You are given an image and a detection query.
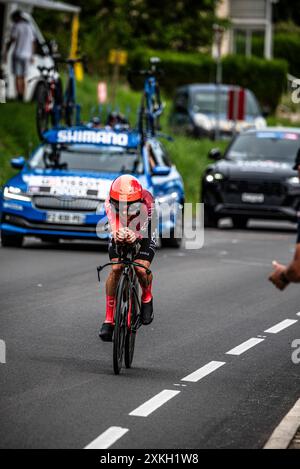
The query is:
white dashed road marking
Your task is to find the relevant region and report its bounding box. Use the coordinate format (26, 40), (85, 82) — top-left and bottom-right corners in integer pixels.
(226, 338), (265, 356)
(129, 390), (180, 417)
(181, 361), (226, 383)
(264, 319), (298, 334)
(85, 426), (129, 449)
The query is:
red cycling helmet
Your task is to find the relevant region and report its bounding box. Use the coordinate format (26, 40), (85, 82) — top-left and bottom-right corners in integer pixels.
(109, 175), (143, 203)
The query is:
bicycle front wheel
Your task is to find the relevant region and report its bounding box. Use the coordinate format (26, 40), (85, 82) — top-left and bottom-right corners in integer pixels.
(113, 275), (129, 375)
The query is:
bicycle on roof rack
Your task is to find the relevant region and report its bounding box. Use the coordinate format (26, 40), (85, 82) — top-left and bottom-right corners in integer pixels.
(97, 241), (151, 375)
(138, 57), (164, 141)
(34, 56), (87, 140)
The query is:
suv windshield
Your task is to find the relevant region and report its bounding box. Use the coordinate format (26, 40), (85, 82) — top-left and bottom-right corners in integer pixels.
(227, 133), (300, 163)
(29, 145), (143, 173)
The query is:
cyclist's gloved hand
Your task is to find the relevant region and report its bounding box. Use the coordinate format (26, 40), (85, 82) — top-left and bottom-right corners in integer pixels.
(125, 228), (137, 244)
(115, 228), (127, 243)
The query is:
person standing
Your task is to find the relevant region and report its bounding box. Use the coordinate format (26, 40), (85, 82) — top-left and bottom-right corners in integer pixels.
(4, 10), (35, 101)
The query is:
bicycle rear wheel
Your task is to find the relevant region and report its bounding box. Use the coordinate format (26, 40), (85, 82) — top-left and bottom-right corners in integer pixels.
(124, 279), (139, 368)
(113, 275), (129, 375)
(36, 82), (52, 140)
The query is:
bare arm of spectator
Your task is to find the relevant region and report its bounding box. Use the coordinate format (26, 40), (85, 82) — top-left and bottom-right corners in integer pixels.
(4, 37), (15, 62)
(269, 244), (300, 290)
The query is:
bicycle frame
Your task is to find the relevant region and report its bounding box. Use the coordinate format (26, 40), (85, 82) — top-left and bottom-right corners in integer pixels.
(138, 62), (163, 141)
(97, 247), (152, 331)
(64, 61), (81, 126)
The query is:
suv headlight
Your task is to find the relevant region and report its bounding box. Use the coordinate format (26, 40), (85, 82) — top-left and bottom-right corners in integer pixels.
(193, 113), (213, 131)
(4, 186), (31, 202)
(205, 172), (224, 182)
(287, 176), (300, 186)
(157, 192), (179, 205)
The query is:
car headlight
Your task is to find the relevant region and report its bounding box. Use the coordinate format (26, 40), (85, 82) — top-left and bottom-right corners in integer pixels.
(254, 117), (267, 130)
(205, 172), (224, 182)
(157, 192), (179, 205)
(287, 176), (300, 186)
(3, 186), (31, 202)
(193, 113), (213, 131)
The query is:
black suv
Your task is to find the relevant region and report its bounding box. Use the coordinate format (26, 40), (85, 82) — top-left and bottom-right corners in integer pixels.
(202, 128), (300, 228)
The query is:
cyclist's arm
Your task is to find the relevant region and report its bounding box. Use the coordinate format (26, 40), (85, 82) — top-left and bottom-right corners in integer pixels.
(105, 198), (125, 241)
(139, 191), (157, 238)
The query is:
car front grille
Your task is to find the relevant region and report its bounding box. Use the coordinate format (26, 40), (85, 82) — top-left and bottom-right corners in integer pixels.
(33, 196), (103, 212)
(224, 180), (284, 197)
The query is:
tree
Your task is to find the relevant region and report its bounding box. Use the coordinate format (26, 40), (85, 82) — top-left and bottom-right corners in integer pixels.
(34, 0), (220, 68)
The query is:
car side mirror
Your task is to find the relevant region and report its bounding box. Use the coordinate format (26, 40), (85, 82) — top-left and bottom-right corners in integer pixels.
(208, 148), (222, 161)
(11, 156), (25, 170)
(152, 166), (171, 176)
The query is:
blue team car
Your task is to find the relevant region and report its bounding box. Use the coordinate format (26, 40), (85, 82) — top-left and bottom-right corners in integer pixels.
(0, 127), (185, 248)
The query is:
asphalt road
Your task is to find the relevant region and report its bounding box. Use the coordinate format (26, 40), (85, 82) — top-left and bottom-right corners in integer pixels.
(1, 221), (300, 449)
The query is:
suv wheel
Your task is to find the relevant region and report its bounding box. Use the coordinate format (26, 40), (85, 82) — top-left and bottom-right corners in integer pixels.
(1, 232), (23, 248)
(204, 207), (218, 228)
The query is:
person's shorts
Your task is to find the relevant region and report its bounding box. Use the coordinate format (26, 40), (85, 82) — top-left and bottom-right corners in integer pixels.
(12, 56), (29, 77)
(109, 235), (157, 263)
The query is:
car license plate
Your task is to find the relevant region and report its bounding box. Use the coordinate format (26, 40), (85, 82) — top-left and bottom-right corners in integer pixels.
(46, 212), (85, 225)
(241, 193), (264, 204)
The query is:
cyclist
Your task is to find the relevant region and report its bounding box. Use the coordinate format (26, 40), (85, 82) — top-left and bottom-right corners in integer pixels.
(99, 175), (157, 342)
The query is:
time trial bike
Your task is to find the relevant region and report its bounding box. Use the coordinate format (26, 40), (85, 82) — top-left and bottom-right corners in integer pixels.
(97, 242), (151, 375)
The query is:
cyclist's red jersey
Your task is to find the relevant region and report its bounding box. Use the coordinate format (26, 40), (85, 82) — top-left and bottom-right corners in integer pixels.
(105, 189), (155, 240)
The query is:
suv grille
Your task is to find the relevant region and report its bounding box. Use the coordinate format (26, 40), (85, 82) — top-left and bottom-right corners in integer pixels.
(225, 180), (284, 197)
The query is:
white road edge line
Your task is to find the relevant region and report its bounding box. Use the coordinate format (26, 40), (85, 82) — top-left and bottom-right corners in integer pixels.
(129, 389), (180, 417)
(84, 426), (129, 449)
(264, 319), (298, 334)
(264, 398), (300, 449)
(181, 361), (226, 383)
(226, 337), (265, 356)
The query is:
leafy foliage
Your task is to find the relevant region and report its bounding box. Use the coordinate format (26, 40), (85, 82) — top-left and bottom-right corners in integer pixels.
(129, 49), (288, 112)
(34, 0), (219, 70)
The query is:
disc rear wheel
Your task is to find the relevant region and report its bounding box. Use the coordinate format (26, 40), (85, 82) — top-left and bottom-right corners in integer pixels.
(125, 282), (139, 368)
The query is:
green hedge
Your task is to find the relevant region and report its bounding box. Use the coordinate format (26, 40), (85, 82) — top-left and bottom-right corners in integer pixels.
(251, 33), (300, 77)
(129, 49), (288, 112)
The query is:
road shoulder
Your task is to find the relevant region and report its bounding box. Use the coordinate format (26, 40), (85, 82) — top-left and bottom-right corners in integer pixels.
(264, 398), (300, 449)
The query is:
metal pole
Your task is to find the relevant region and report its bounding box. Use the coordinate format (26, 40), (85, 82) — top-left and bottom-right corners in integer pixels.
(264, 0), (273, 59)
(213, 25), (224, 141)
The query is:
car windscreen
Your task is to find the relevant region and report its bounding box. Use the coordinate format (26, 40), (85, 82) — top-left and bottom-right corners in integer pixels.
(226, 133), (300, 163)
(192, 91), (228, 114)
(29, 145), (143, 174)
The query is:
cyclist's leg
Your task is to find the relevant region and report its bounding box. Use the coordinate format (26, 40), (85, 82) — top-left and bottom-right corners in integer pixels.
(105, 261), (123, 323)
(134, 236), (156, 324)
(99, 238), (123, 341)
(134, 259), (152, 302)
(105, 237), (123, 323)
